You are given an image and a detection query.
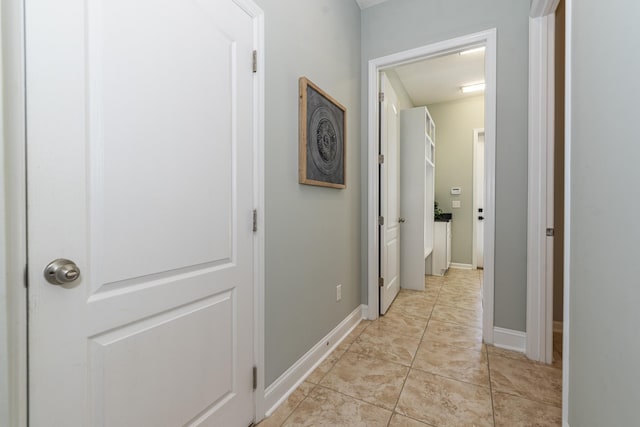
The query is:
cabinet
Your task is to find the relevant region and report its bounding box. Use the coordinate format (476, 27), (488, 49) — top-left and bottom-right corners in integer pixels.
(400, 106), (436, 290)
(432, 220), (452, 276)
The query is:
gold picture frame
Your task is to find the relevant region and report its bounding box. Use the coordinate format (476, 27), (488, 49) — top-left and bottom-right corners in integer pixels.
(298, 77), (347, 189)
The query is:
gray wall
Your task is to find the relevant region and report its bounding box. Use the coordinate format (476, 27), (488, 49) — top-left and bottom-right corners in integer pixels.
(0, 64), (8, 426)
(428, 96), (484, 265)
(362, 0), (530, 331)
(568, 0), (640, 424)
(253, 0), (362, 387)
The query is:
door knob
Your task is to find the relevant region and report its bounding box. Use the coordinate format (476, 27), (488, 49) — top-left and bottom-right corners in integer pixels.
(478, 216), (485, 220)
(44, 259), (81, 285)
(399, 217), (406, 223)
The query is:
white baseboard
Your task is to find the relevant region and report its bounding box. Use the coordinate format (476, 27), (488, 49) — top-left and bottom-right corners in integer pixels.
(553, 321), (563, 333)
(450, 263), (473, 270)
(493, 327), (527, 353)
(263, 304), (365, 417)
(361, 305), (369, 319)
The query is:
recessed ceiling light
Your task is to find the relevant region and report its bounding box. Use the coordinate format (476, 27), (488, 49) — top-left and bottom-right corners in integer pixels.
(459, 46), (486, 56)
(461, 83), (485, 93)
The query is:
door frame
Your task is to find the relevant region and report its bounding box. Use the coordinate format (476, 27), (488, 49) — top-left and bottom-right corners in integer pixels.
(366, 29), (498, 346)
(526, 0), (560, 364)
(1, 0), (29, 425)
(472, 128), (485, 270)
(1, 0), (266, 424)
(527, 0), (571, 423)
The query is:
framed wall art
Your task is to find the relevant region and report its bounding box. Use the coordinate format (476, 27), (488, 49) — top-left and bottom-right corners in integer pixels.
(299, 77), (346, 189)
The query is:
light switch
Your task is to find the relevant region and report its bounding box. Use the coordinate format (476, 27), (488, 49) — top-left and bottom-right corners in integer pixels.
(452, 200), (461, 208)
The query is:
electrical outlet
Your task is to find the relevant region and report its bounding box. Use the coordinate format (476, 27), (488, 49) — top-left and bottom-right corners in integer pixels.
(336, 284), (342, 301)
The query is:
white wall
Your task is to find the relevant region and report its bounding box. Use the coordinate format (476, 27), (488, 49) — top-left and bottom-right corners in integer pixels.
(253, 0), (363, 387)
(568, 0), (640, 424)
(384, 69), (414, 110)
(362, 0), (530, 331)
(428, 96), (484, 265)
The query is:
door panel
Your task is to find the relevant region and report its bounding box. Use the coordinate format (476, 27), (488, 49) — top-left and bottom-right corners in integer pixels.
(380, 72), (401, 315)
(26, 0), (256, 425)
(90, 294), (234, 426)
(95, 0), (237, 286)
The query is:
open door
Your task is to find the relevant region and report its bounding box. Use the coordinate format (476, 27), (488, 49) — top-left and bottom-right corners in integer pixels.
(379, 72), (401, 314)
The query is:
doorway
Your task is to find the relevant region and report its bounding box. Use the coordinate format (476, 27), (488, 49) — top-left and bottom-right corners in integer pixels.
(379, 72), (402, 315)
(367, 29), (498, 344)
(473, 129), (485, 270)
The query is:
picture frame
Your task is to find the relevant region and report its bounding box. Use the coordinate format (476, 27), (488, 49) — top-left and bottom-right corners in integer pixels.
(299, 77), (347, 189)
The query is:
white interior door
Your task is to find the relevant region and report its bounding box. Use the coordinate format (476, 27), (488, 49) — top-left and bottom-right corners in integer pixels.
(26, 0), (257, 425)
(379, 72), (401, 314)
(473, 130), (485, 269)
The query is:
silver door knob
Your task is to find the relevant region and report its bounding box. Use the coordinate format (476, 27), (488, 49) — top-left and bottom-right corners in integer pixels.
(44, 259), (81, 285)
(399, 217), (406, 223)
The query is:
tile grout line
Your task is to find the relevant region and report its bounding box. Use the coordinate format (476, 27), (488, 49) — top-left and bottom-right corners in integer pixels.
(409, 364), (492, 390)
(385, 283), (437, 425)
(311, 384), (398, 421)
(386, 280), (442, 425)
(486, 343), (497, 426)
(272, 322), (373, 426)
(275, 382), (317, 427)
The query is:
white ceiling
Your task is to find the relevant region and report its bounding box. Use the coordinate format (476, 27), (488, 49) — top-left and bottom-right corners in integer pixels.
(392, 49), (485, 106)
(355, 0), (390, 9)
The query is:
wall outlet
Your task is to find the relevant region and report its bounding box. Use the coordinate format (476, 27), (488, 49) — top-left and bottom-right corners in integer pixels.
(336, 284), (342, 301)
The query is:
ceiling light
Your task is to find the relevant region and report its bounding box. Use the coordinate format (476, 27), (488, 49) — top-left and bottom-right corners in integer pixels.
(459, 46), (486, 56)
(461, 83), (485, 93)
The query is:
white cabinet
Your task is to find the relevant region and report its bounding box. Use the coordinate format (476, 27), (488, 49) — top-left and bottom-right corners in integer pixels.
(432, 220), (452, 276)
(400, 106), (436, 290)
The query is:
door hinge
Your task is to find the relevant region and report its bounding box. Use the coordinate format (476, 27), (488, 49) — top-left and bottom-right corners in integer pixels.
(252, 209), (258, 232)
(24, 264), (29, 288)
(252, 50), (257, 73)
(252, 366), (258, 390)
(546, 227), (554, 237)
(379, 277), (384, 288)
(379, 92), (385, 102)
(378, 154), (384, 164)
(378, 216), (384, 226)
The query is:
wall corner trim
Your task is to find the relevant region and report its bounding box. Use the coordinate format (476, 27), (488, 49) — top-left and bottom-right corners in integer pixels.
(262, 305), (365, 420)
(493, 327), (527, 353)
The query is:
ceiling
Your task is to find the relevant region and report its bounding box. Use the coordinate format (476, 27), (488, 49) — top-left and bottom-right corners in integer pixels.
(355, 0), (485, 105)
(355, 0), (389, 9)
(392, 48), (485, 106)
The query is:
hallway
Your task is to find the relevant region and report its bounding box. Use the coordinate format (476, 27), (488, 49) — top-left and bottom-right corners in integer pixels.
(259, 269), (562, 426)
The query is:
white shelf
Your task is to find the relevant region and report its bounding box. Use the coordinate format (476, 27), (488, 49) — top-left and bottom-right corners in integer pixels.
(400, 106), (436, 289)
(424, 246), (433, 259)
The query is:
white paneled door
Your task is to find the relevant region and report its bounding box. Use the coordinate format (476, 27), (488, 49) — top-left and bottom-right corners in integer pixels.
(26, 0), (258, 425)
(379, 73), (401, 314)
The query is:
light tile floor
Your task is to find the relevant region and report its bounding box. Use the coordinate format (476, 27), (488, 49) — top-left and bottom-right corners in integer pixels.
(259, 269), (562, 427)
